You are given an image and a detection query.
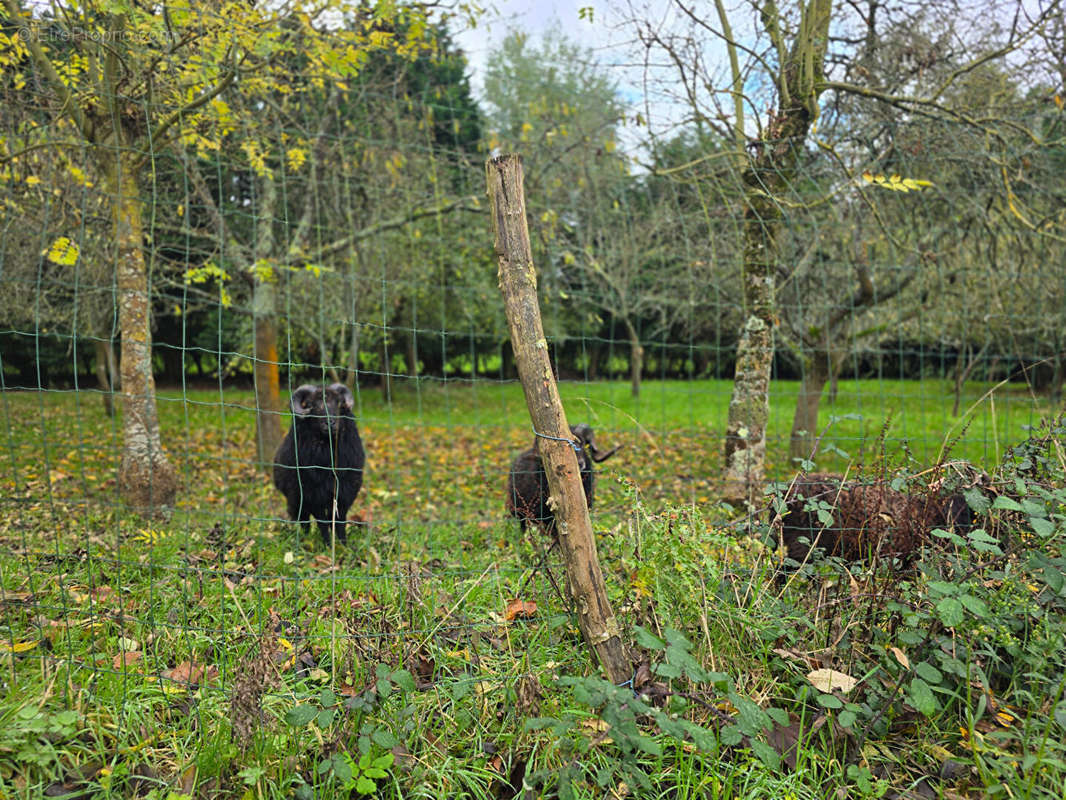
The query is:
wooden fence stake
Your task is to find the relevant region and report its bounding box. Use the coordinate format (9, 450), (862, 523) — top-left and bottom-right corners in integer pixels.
(486, 154), (631, 685)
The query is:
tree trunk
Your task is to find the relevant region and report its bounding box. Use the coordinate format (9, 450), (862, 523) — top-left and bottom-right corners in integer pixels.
(487, 154), (630, 685)
(722, 0), (832, 503)
(827, 350), (842, 405)
(953, 342), (989, 416)
(249, 176), (284, 471)
(253, 279), (283, 470)
(346, 324), (360, 390)
(586, 340), (601, 380)
(624, 320), (643, 398)
(406, 317), (419, 379)
(107, 151), (177, 511)
(500, 340), (514, 380)
(789, 352), (830, 463)
(1051, 352), (1065, 407)
(94, 337), (117, 417)
(344, 259), (360, 389)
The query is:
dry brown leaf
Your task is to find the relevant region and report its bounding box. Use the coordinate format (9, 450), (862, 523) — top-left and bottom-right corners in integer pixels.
(890, 646), (910, 669)
(504, 598), (537, 621)
(806, 668), (858, 694)
(113, 651), (142, 669)
(162, 661), (219, 687)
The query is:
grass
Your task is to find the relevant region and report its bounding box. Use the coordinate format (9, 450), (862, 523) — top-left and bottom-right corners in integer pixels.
(0, 377), (1063, 798)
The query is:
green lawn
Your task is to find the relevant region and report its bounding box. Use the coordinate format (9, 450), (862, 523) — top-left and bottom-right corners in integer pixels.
(0, 379), (1063, 799)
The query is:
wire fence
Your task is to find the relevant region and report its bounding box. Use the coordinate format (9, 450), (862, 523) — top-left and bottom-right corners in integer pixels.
(1, 4), (1065, 795)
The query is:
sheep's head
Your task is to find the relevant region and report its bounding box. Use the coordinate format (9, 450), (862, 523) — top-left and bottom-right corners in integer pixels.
(290, 384), (355, 437)
(941, 493), (974, 532)
(570, 424), (621, 465)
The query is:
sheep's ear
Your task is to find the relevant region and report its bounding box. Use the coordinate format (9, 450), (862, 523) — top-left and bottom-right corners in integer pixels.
(329, 383), (354, 412)
(291, 385), (317, 416)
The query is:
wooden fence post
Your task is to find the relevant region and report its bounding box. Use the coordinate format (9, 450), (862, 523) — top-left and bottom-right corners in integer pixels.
(486, 154), (631, 685)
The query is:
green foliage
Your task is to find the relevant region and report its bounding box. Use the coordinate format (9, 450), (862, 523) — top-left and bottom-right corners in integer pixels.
(0, 392), (1064, 798)
(282, 664), (411, 793)
(0, 706), (79, 768)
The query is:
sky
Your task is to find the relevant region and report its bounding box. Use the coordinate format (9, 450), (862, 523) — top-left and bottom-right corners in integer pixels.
(451, 0), (696, 159)
(453, 0), (625, 96)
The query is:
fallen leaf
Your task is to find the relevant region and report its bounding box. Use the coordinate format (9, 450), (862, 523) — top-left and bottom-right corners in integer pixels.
(806, 668), (858, 694)
(0, 592), (34, 605)
(161, 661), (218, 687)
(114, 651), (142, 669)
(505, 598), (537, 621)
(890, 647), (910, 669)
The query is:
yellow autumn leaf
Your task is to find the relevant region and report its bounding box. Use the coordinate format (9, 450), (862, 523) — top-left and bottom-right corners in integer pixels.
(46, 237), (80, 266)
(286, 148), (308, 171)
(862, 171), (933, 192)
(0, 639), (39, 654)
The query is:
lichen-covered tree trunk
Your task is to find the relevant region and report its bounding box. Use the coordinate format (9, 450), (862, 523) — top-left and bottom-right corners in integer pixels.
(789, 351), (830, 462)
(253, 279), (283, 469)
(107, 152), (177, 510)
(722, 0), (832, 502)
(723, 187), (781, 500)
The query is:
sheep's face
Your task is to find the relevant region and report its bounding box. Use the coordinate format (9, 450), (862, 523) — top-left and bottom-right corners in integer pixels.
(290, 383), (355, 437)
(570, 423), (621, 466)
(942, 494), (974, 531)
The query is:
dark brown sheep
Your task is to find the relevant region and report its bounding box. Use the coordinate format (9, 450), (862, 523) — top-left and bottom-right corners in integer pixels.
(273, 384), (365, 546)
(778, 473), (973, 568)
(505, 423), (620, 536)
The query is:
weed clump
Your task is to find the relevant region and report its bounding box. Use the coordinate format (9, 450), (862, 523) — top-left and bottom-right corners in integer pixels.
(229, 614), (281, 749)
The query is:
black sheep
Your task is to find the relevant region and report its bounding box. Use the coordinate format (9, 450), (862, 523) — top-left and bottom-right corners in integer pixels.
(273, 383), (365, 546)
(506, 423), (620, 536)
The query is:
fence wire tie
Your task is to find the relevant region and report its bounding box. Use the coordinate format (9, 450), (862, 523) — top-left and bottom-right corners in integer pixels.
(533, 428), (582, 453)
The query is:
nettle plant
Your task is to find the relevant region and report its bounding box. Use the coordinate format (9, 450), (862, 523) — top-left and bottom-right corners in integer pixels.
(526, 627), (786, 797)
(284, 664), (414, 797)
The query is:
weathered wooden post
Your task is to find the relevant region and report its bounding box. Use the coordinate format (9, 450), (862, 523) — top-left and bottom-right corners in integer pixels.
(486, 154), (630, 684)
